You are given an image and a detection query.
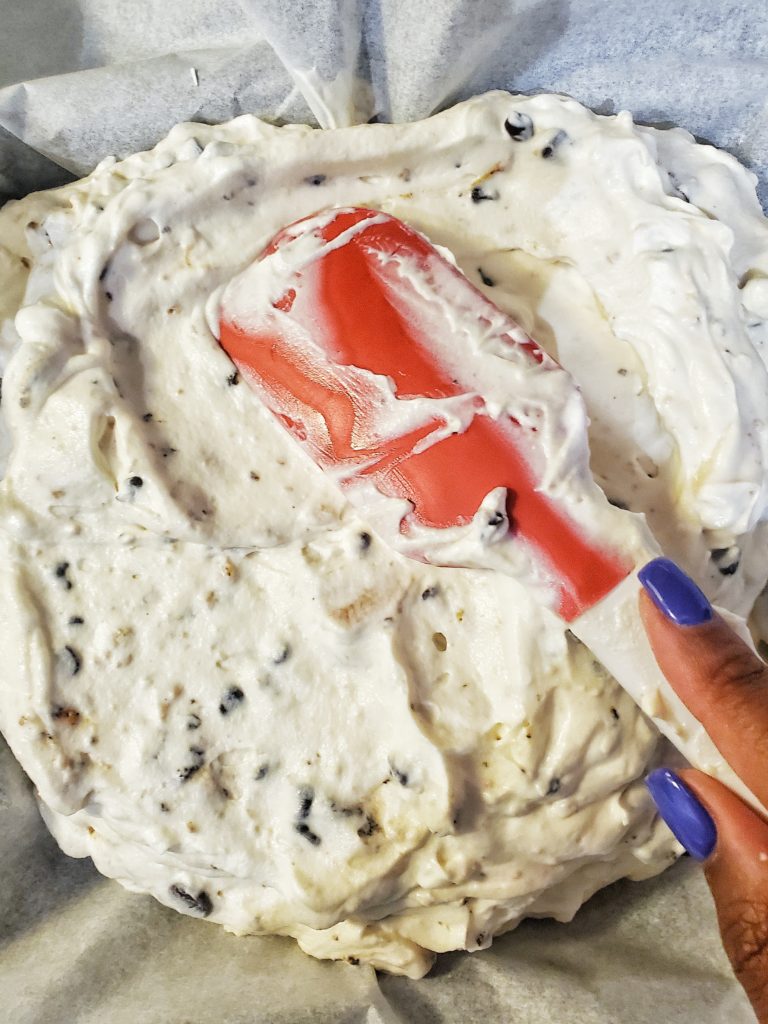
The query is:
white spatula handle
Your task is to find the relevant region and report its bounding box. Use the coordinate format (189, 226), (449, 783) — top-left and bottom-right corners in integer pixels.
(572, 571), (767, 817)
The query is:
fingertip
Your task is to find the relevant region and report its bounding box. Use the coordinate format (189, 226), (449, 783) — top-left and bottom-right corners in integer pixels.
(638, 558), (713, 626)
(645, 767), (717, 861)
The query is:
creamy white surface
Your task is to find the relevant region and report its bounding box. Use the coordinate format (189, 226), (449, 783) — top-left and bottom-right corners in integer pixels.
(0, 91), (767, 977)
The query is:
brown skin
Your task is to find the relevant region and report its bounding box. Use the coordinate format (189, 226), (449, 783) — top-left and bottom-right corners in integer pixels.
(640, 591), (768, 1022)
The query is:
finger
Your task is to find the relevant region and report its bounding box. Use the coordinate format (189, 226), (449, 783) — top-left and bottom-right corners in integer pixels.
(638, 558), (768, 810)
(648, 766), (768, 1021)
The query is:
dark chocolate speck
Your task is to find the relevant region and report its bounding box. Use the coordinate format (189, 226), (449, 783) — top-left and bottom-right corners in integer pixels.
(62, 646), (81, 676)
(357, 815), (379, 839)
(542, 130), (569, 159)
(471, 186), (497, 203)
(546, 777), (561, 796)
(226, 370), (240, 386)
(169, 884), (213, 917)
(55, 562), (72, 590)
(298, 787), (314, 819)
(273, 645), (291, 665)
(478, 267), (495, 287)
(711, 546), (740, 576)
(219, 687), (245, 715)
(178, 747), (205, 781)
(305, 174), (327, 186)
(504, 112), (534, 141)
(295, 822), (321, 845)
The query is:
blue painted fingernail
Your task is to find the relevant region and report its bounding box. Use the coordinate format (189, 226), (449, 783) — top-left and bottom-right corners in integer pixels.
(638, 557), (713, 626)
(646, 768), (717, 861)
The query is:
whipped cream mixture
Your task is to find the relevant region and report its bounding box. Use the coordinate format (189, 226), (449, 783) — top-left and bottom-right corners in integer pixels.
(1, 92), (768, 977)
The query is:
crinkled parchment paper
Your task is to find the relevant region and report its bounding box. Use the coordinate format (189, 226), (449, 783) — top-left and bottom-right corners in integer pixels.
(0, 1), (765, 1020)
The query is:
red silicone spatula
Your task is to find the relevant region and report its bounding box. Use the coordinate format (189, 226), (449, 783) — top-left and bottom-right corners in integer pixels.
(218, 205), (762, 812)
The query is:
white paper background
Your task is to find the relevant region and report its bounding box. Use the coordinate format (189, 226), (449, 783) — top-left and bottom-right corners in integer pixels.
(0, 1), (765, 1020)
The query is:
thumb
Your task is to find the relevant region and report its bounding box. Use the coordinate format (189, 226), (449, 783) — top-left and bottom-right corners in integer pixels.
(647, 768), (768, 1022)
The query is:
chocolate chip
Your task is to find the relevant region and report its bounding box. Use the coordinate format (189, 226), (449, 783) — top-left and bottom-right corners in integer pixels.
(219, 687), (245, 714)
(226, 370), (240, 386)
(169, 884), (213, 917)
(711, 546), (740, 576)
(541, 130), (569, 159)
(273, 645), (291, 665)
(357, 815), (379, 838)
(504, 112), (534, 141)
(421, 586), (439, 600)
(546, 777), (561, 796)
(305, 174), (326, 186)
(186, 713), (201, 731)
(68, 616), (84, 626)
(478, 267), (495, 287)
(55, 562), (72, 590)
(142, 412), (153, 422)
(295, 822), (321, 845)
(359, 532), (372, 552)
(298, 787), (314, 819)
(255, 763), (270, 781)
(610, 707), (620, 721)
(178, 747), (205, 781)
(62, 646), (81, 676)
(471, 186), (497, 203)
(390, 766), (409, 786)
(487, 511), (506, 527)
(129, 475), (143, 488)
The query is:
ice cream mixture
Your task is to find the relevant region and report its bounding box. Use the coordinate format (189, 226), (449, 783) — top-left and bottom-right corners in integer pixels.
(0, 91), (767, 977)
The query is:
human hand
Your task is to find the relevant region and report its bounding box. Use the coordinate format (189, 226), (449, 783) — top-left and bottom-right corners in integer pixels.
(639, 557), (768, 1022)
